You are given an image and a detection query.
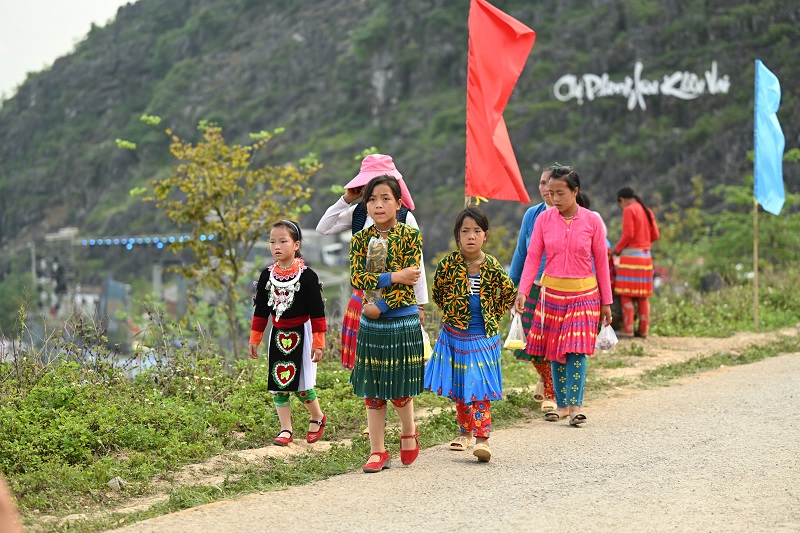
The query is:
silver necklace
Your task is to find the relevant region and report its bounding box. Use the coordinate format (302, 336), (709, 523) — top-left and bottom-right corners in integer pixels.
(464, 252), (484, 266)
(275, 259), (297, 270)
(267, 262), (306, 320)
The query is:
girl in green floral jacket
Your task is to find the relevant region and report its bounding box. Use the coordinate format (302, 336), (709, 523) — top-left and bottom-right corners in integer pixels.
(349, 175), (425, 473)
(424, 207), (517, 463)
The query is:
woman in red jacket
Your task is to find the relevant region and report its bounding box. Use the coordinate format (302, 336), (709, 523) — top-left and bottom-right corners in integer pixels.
(613, 187), (660, 338)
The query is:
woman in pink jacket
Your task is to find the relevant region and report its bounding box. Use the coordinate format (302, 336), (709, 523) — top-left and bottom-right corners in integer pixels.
(514, 167), (612, 426)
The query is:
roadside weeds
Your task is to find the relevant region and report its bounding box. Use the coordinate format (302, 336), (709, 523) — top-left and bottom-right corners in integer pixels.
(25, 327), (800, 532)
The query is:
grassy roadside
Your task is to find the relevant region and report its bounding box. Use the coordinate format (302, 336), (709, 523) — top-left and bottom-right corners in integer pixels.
(4, 277), (800, 533)
(13, 330), (800, 532)
(639, 334), (800, 385)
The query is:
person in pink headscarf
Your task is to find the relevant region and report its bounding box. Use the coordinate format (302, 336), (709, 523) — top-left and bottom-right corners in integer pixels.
(317, 154), (429, 369)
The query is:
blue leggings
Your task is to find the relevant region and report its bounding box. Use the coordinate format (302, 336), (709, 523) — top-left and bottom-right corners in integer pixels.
(550, 354), (587, 407)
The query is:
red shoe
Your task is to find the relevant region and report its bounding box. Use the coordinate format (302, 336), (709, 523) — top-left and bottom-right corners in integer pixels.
(273, 429), (293, 446)
(400, 428), (420, 465)
(306, 414), (327, 443)
(362, 451), (391, 473)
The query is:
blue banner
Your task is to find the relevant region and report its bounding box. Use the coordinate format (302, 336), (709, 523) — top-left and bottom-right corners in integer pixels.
(754, 60), (785, 215)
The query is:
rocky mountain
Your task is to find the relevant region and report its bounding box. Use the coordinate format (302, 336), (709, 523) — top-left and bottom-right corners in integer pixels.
(0, 0), (798, 272)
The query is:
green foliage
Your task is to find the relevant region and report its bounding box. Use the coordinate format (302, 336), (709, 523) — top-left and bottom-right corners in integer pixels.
(655, 168), (800, 287)
(784, 148), (800, 163)
(0, 274), (32, 335)
(614, 342), (648, 357)
(651, 175), (707, 284)
(349, 4), (391, 60)
(129, 118), (321, 356)
(115, 139), (137, 150)
(642, 335), (800, 386)
(0, 308), (533, 522)
(624, 0), (665, 25)
(140, 114), (161, 127)
(652, 265), (800, 337)
(706, 184), (800, 278)
(354, 146), (379, 162)
(1, 283), (799, 527)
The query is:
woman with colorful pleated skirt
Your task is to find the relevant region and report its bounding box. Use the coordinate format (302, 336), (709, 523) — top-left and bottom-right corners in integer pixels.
(515, 167), (613, 427)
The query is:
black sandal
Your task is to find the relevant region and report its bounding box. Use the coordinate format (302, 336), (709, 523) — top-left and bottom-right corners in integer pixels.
(569, 413), (587, 426)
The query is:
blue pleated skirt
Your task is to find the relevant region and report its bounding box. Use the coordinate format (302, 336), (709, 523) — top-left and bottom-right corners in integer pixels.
(424, 324), (503, 403)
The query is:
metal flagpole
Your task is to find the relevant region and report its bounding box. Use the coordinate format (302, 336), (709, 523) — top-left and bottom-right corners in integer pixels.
(753, 198), (759, 331)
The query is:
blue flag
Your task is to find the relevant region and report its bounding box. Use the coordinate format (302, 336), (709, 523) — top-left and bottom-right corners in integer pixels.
(754, 60), (785, 216)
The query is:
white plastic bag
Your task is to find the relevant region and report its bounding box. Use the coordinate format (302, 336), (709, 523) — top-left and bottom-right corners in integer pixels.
(421, 326), (433, 361)
(504, 313), (526, 350)
(595, 324), (618, 351)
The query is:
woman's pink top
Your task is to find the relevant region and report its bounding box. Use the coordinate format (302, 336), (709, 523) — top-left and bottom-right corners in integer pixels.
(518, 206), (613, 305)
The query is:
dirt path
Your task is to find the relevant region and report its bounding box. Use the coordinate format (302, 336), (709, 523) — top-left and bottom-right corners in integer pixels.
(111, 349), (800, 533)
(42, 328), (800, 531)
(594, 327), (798, 381)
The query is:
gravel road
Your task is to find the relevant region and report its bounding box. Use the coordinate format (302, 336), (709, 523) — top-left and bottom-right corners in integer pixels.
(113, 352), (800, 533)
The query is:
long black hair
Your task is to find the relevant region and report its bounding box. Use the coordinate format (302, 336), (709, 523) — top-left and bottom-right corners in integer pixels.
(549, 166), (587, 208)
(616, 186), (654, 228)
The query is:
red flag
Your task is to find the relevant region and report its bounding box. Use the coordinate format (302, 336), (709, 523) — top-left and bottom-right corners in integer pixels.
(465, 0), (535, 203)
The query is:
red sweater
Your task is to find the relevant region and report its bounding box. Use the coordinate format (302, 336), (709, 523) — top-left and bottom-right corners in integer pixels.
(614, 202), (659, 254)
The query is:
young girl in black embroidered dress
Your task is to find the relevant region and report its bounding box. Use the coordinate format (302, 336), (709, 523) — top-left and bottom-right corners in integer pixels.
(249, 220), (328, 446)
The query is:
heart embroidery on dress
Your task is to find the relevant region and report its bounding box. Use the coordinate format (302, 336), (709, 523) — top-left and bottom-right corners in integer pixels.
(276, 331), (300, 355)
(273, 362), (297, 388)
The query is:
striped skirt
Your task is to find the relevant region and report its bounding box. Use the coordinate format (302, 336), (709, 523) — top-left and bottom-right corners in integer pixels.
(350, 314), (424, 399)
(513, 284), (547, 364)
(526, 286), (601, 364)
(424, 324), (503, 404)
(340, 289), (363, 369)
(614, 249), (654, 297)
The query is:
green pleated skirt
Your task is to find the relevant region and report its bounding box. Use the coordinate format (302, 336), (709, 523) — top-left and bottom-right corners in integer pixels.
(350, 314), (424, 399)
(514, 284), (547, 363)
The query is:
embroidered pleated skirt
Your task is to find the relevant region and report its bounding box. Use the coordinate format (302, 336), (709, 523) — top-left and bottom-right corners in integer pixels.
(350, 314), (424, 399)
(424, 324), (503, 403)
(526, 286), (601, 364)
(513, 284), (548, 363)
(340, 288), (363, 369)
(613, 249), (654, 297)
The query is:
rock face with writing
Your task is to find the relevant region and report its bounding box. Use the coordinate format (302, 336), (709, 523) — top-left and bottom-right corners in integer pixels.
(0, 0), (798, 262)
(554, 61), (730, 111)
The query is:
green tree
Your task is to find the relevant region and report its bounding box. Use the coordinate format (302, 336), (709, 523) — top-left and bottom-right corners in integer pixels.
(656, 150), (800, 285)
(707, 179), (800, 279)
(0, 274), (32, 336)
(124, 117), (320, 357)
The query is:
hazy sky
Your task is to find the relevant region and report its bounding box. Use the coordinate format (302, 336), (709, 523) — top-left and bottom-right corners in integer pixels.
(0, 0), (133, 98)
